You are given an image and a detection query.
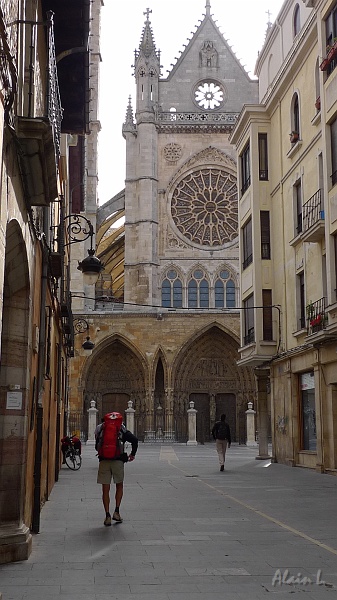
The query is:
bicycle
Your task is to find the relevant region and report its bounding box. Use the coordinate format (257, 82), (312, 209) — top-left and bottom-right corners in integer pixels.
(62, 435), (82, 470)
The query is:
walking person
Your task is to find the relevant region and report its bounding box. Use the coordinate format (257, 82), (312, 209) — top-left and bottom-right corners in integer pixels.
(95, 412), (138, 526)
(212, 413), (231, 471)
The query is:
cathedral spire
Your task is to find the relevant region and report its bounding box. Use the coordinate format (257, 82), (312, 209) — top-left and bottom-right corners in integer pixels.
(139, 8), (157, 57)
(206, 0), (211, 16)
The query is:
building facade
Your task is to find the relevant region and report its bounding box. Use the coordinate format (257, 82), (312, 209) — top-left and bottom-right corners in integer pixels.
(0, 0), (102, 563)
(69, 2), (260, 447)
(232, 0), (337, 473)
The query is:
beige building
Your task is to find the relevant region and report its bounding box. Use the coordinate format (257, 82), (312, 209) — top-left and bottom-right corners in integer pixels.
(69, 2), (261, 445)
(231, 0), (337, 472)
(0, 0), (102, 563)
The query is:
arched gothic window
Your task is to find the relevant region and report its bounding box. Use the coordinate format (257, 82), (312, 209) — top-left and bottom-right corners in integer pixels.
(188, 269), (209, 308)
(293, 4), (300, 37)
(161, 269), (182, 308)
(215, 270), (236, 308)
(291, 92), (300, 138)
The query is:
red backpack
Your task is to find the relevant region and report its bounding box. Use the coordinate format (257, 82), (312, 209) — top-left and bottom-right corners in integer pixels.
(96, 412), (123, 459)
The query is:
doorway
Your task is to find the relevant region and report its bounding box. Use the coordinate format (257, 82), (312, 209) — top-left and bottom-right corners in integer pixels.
(215, 394), (236, 442)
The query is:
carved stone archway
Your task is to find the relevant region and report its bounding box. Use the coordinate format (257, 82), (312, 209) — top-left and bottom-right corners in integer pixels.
(83, 338), (148, 440)
(173, 325), (255, 442)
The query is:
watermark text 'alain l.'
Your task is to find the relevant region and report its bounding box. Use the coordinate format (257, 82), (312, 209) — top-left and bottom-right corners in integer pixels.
(271, 569), (333, 587)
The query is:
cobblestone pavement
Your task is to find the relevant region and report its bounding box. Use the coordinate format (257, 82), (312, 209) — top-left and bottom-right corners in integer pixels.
(1, 443), (337, 600)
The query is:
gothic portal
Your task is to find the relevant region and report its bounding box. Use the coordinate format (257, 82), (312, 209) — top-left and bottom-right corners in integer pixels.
(71, 2), (258, 443)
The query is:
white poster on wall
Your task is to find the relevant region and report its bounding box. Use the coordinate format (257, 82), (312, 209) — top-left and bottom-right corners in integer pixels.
(300, 372), (315, 390)
(6, 391), (23, 410)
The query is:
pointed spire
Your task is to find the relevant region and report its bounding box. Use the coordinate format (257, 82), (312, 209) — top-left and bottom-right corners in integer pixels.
(122, 96), (136, 137)
(125, 96), (134, 124)
(139, 8), (156, 57)
(206, 0), (211, 16)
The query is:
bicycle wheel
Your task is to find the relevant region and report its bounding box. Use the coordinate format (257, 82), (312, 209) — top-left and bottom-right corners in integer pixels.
(65, 449), (82, 470)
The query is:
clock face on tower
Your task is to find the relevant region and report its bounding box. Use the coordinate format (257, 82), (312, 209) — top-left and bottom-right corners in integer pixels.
(170, 168), (238, 248)
(193, 79), (226, 110)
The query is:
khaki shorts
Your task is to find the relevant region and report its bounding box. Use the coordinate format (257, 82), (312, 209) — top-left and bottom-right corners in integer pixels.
(97, 459), (124, 485)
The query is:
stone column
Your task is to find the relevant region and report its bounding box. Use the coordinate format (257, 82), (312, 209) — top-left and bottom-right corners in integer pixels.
(245, 401), (257, 447)
(86, 400), (98, 446)
(164, 387), (174, 438)
(125, 400), (135, 434)
(187, 400), (198, 446)
(255, 368), (271, 459)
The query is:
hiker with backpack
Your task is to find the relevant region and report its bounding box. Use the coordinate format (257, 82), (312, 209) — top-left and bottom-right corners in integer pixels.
(95, 412), (138, 526)
(212, 414), (231, 472)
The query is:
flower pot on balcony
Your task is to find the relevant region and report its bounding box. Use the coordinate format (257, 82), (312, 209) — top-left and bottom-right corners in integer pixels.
(290, 132), (299, 144)
(327, 41), (337, 61)
(310, 314), (322, 327)
(320, 40), (337, 71)
(315, 97), (321, 111)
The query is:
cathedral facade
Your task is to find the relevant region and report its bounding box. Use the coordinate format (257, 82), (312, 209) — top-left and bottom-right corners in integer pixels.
(69, 2), (260, 444)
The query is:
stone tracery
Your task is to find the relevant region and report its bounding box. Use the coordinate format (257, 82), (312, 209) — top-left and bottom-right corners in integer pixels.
(171, 167), (238, 247)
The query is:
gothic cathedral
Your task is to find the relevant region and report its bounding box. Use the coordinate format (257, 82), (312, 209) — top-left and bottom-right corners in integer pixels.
(71, 2), (259, 443)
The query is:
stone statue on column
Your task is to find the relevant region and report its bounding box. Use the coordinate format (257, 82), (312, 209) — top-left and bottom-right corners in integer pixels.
(187, 400), (198, 446)
(87, 399), (98, 446)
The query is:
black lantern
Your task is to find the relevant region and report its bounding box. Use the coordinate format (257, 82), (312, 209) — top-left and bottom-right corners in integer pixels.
(64, 214), (104, 285)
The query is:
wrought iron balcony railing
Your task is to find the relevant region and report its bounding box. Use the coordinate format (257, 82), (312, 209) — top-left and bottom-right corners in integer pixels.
(244, 328), (255, 346)
(17, 12), (62, 161)
(306, 297), (327, 335)
(302, 189), (324, 232)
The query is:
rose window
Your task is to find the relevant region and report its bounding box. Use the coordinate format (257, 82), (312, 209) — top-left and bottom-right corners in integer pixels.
(171, 168), (238, 247)
(194, 80), (225, 110)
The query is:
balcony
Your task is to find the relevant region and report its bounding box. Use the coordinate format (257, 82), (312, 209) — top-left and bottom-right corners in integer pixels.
(320, 40), (337, 74)
(42, 0), (90, 134)
(301, 189), (325, 243)
(306, 297), (327, 336)
(16, 13), (61, 206)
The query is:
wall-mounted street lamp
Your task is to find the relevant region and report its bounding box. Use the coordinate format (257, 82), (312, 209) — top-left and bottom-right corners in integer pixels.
(73, 317), (95, 355)
(64, 214), (104, 285)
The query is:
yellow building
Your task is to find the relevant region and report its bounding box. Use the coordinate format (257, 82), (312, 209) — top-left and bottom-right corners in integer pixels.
(231, 0), (337, 472)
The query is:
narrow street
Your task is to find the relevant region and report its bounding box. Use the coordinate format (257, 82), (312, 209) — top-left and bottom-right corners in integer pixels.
(1, 443), (337, 599)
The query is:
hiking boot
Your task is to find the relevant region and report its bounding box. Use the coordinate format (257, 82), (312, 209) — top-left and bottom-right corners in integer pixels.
(112, 511), (123, 523)
(104, 514), (112, 526)
(220, 465), (224, 472)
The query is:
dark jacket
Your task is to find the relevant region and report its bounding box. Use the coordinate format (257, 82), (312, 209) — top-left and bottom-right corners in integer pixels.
(212, 420), (231, 445)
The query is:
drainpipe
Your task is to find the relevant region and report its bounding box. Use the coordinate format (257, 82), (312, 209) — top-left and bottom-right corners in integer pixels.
(31, 208), (49, 534)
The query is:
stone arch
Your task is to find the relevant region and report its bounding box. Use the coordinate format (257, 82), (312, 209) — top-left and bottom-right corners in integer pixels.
(172, 323), (255, 443)
(151, 347), (169, 389)
(152, 350), (168, 438)
(81, 334), (148, 439)
(0, 219), (31, 551)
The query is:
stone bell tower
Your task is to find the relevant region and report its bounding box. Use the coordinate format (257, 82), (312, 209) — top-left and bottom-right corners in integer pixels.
(123, 8), (161, 306)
